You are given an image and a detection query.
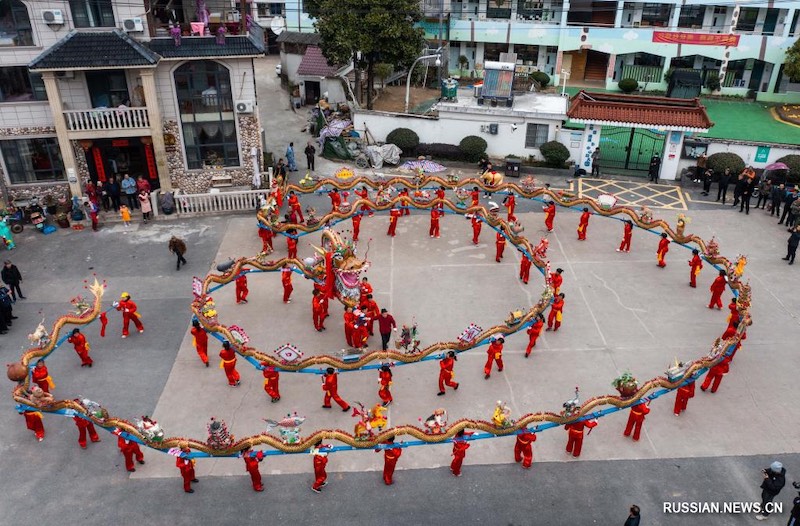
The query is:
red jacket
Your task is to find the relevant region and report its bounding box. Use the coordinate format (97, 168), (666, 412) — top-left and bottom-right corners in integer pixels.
(496, 232), (505, 245)
(191, 326), (208, 348)
(658, 238), (670, 255)
(550, 272), (563, 291)
(281, 268), (292, 286)
(116, 299), (138, 316)
(565, 420), (597, 435)
(544, 204), (556, 219)
(579, 211), (590, 228)
(243, 451), (264, 472)
(689, 255), (703, 273)
(379, 370), (392, 387)
(220, 347), (237, 363)
(440, 357), (455, 373)
(527, 319), (544, 338)
(710, 276), (727, 294)
(323, 373), (339, 393)
(487, 340), (503, 359)
(68, 332), (88, 351)
(623, 222), (632, 238)
(551, 297), (564, 314)
(287, 238), (297, 253)
(176, 456), (195, 475)
(452, 440), (470, 457)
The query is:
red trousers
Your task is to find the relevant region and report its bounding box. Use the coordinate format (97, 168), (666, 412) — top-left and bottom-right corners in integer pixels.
(383, 458), (398, 485)
(122, 313), (144, 336)
(545, 216), (554, 231)
(566, 431), (584, 457)
(520, 261), (531, 284)
(283, 283), (293, 302)
(122, 442), (144, 471)
(344, 325), (353, 346)
(451, 453), (465, 475)
(619, 235), (631, 251)
(674, 390), (691, 415)
(430, 221), (440, 237)
(387, 220), (397, 237)
(24, 413), (44, 440)
(525, 333), (540, 357)
(378, 385), (392, 404)
(690, 268), (700, 288)
(77, 422), (100, 447)
(353, 223), (360, 242)
(292, 205), (304, 223)
(313, 309), (325, 330)
(324, 390), (349, 410)
(288, 246), (297, 259)
(708, 292), (723, 309)
(180, 467), (196, 491)
(248, 468), (263, 491)
(547, 310), (561, 331)
(495, 243), (505, 262)
(438, 370), (458, 392)
(701, 372), (724, 393)
(195, 342), (208, 365)
(236, 283), (248, 303)
(484, 355), (503, 376)
(472, 227), (480, 245)
(76, 347), (93, 366)
(223, 364), (240, 386)
(313, 465), (327, 489)
(623, 413), (645, 441)
(657, 251), (667, 267)
(514, 442), (533, 468)
(353, 326), (368, 348)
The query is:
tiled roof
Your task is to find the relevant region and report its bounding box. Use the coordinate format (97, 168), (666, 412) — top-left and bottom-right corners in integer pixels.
(567, 91), (714, 131)
(29, 30), (159, 70)
(276, 31), (320, 46)
(296, 46), (341, 77)
(147, 34), (265, 59)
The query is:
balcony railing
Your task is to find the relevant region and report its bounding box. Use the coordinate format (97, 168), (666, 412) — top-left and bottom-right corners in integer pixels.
(64, 107), (150, 132)
(620, 64), (663, 84)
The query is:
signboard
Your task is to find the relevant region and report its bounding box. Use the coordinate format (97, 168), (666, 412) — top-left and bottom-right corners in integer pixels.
(652, 31), (740, 47)
(755, 146), (771, 163)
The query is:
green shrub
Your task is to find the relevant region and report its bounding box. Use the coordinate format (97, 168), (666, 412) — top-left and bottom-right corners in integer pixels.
(776, 154), (800, 184)
(704, 72), (721, 92)
(459, 135), (488, 163)
(386, 128), (420, 154)
(707, 152), (745, 176)
(539, 140), (571, 167)
(531, 71), (550, 88)
(618, 78), (639, 93)
(416, 143), (463, 161)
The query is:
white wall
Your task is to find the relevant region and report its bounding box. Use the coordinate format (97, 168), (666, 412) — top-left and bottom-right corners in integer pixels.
(280, 51), (304, 85)
(676, 140), (800, 175)
(0, 102), (54, 128)
(352, 109), (562, 159)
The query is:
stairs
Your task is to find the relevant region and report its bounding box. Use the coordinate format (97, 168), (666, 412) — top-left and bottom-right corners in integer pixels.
(583, 51), (608, 81)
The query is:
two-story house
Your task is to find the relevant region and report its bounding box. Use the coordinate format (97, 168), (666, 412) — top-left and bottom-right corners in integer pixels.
(0, 0), (265, 203)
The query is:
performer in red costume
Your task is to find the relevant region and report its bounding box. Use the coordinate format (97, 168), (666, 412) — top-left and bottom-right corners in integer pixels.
(287, 191), (304, 223)
(73, 415), (100, 449)
(343, 306), (355, 346)
(519, 252), (532, 284)
(721, 320), (746, 360)
(219, 341), (240, 387)
(471, 214), (482, 245)
(281, 263), (293, 303)
(311, 441), (329, 492)
(191, 319), (209, 367)
(258, 226), (273, 252)
(115, 292), (144, 338)
(437, 350), (459, 395)
(322, 367), (350, 411)
(328, 189), (341, 212)
(352, 212), (362, 242)
(387, 207), (401, 236)
(617, 219), (633, 252)
(435, 186), (446, 210)
(565, 419), (597, 457)
(261, 364), (280, 402)
(398, 188), (411, 216)
(727, 299), (740, 328)
(503, 192), (517, 221)
(352, 309), (369, 349)
(514, 429), (537, 469)
(359, 277), (373, 305)
(688, 249), (703, 288)
(176, 446), (198, 493)
(543, 201), (556, 232)
(235, 271), (249, 304)
(286, 231), (298, 259)
(312, 289), (326, 331)
(21, 409), (44, 441)
(470, 187), (480, 208)
(700, 356), (731, 393)
(673, 381), (696, 416)
(708, 270), (727, 309)
(656, 232), (670, 268)
(355, 186), (372, 216)
(363, 294), (380, 335)
(623, 401), (650, 441)
(577, 207), (590, 240)
(547, 293), (565, 331)
(31, 359), (53, 393)
(376, 437), (402, 485)
(118, 435), (145, 471)
(429, 208), (441, 238)
(495, 231), (506, 262)
(450, 430), (471, 476)
(378, 365), (393, 406)
(484, 336), (505, 379)
(242, 448), (265, 491)
(68, 328), (93, 366)
(550, 268), (564, 295)
(525, 314), (545, 357)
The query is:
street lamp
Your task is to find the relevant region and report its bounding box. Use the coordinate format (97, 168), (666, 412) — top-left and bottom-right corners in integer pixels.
(405, 49), (443, 113)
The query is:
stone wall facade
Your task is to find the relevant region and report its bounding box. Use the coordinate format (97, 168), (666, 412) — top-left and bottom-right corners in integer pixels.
(165, 114), (261, 194)
(0, 126), (71, 203)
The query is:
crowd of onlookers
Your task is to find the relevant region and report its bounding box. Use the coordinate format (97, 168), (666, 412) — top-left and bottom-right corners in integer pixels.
(83, 174), (153, 231)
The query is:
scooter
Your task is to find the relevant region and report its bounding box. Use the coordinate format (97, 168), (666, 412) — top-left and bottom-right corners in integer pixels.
(1, 206), (24, 234)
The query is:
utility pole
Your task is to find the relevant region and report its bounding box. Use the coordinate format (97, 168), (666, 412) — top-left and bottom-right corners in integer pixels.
(437, 0), (444, 92)
(239, 0), (246, 34)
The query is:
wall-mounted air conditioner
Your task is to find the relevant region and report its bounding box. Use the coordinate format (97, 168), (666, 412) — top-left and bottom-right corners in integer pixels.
(235, 100), (254, 113)
(123, 18), (144, 32)
(42, 9), (64, 25)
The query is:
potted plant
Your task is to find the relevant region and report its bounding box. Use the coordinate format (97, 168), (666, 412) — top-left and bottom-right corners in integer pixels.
(458, 55), (469, 78)
(55, 211), (70, 228)
(612, 371), (639, 398)
(42, 194), (58, 215)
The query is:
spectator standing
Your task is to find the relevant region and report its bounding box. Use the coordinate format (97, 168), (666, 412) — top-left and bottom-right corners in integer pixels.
(103, 175), (121, 212)
(648, 153), (661, 183)
(695, 152), (707, 181)
(624, 505), (641, 526)
(755, 179), (772, 209)
(377, 309), (397, 351)
(1, 260), (24, 301)
(591, 147), (601, 178)
(304, 143), (316, 171)
(138, 190), (152, 223)
(275, 158), (287, 185)
(755, 461), (786, 520)
(784, 226), (800, 265)
(716, 168), (732, 204)
(135, 175), (151, 194)
(701, 168), (713, 196)
(788, 482), (800, 526)
(286, 142), (298, 172)
(732, 173), (748, 207)
(788, 195), (800, 230)
(770, 183), (785, 217)
(779, 187), (797, 225)
(121, 174), (138, 209)
(740, 176), (754, 214)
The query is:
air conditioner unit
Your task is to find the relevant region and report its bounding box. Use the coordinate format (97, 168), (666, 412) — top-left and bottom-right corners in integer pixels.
(122, 17), (144, 32)
(42, 9), (64, 25)
(235, 100), (254, 113)
(56, 71), (75, 79)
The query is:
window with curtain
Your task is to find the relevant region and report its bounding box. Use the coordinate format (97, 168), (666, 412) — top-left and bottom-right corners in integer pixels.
(525, 123), (549, 148)
(0, 138), (64, 183)
(69, 0), (115, 28)
(174, 61), (240, 169)
(0, 0), (33, 46)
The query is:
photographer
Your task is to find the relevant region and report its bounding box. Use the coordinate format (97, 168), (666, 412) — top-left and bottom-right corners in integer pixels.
(756, 461), (786, 520)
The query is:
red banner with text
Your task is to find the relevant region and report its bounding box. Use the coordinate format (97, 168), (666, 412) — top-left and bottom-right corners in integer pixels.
(652, 31), (740, 47)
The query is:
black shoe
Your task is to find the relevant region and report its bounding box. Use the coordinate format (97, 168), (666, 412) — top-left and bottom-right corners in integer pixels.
(10, 316), (18, 320)
(138, 460), (145, 465)
(342, 406), (351, 412)
(782, 257), (790, 260)
(18, 296), (25, 299)
(185, 489), (195, 493)
(437, 391), (445, 396)
(191, 479), (199, 483)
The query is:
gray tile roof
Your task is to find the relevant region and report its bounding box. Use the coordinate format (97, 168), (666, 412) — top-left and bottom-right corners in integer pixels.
(147, 34), (265, 59)
(29, 30), (159, 70)
(275, 31), (320, 46)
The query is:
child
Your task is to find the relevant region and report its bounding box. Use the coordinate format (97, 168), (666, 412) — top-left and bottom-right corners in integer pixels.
(120, 204), (131, 227)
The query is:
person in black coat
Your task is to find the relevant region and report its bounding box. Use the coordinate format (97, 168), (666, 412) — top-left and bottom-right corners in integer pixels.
(648, 154), (661, 183)
(756, 461), (786, 520)
(716, 168), (732, 204)
(1, 260), (24, 301)
(770, 183), (785, 216)
(0, 286), (16, 333)
(623, 505), (640, 526)
(788, 482), (800, 526)
(103, 176), (122, 212)
(701, 168), (713, 196)
(732, 173), (749, 207)
(784, 227), (800, 265)
(779, 189), (798, 225)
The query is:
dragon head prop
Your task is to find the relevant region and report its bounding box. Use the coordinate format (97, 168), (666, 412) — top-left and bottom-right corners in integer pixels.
(305, 229), (369, 307)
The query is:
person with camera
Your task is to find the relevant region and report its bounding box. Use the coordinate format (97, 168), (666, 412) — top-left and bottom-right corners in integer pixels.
(787, 481), (800, 526)
(756, 461), (786, 520)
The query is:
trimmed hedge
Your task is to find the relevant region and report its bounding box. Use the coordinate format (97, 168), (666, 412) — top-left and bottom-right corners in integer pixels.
(459, 135), (488, 163)
(416, 143), (463, 161)
(707, 152), (745, 177)
(776, 155), (800, 185)
(618, 78), (639, 93)
(386, 128), (420, 154)
(539, 140), (571, 167)
(531, 71), (550, 88)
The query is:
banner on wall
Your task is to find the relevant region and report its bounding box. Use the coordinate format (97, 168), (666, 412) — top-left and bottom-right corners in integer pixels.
(755, 146), (770, 163)
(652, 31), (740, 47)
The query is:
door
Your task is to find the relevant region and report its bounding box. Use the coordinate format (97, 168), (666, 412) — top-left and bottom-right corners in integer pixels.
(599, 127), (666, 173)
(748, 61), (765, 91)
(86, 71), (130, 107)
(304, 80), (320, 105)
(762, 9), (778, 35)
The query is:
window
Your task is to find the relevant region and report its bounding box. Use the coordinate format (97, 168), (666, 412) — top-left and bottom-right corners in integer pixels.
(483, 43), (508, 62)
(1, 138), (64, 184)
(174, 61), (240, 169)
(257, 3), (284, 17)
(0, 67), (47, 102)
(678, 5), (704, 28)
(736, 8), (759, 32)
(70, 0), (115, 28)
(525, 123), (549, 148)
(0, 0), (33, 46)
(641, 3), (671, 26)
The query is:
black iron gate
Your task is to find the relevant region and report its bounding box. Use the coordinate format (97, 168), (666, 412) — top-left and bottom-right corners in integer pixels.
(600, 126), (666, 172)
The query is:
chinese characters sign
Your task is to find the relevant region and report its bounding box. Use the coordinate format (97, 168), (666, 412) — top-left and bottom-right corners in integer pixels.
(652, 31), (740, 47)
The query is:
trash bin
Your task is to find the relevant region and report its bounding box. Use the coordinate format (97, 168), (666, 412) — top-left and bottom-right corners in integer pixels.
(505, 158), (522, 178)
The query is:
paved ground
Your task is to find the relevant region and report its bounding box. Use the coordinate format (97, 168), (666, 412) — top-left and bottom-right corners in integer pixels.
(2, 56), (799, 526)
(579, 178), (688, 210)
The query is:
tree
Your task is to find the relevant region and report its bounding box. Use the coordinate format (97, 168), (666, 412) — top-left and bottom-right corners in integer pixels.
(305, 0), (426, 110)
(784, 39), (800, 83)
(374, 63), (394, 89)
(458, 55), (469, 77)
